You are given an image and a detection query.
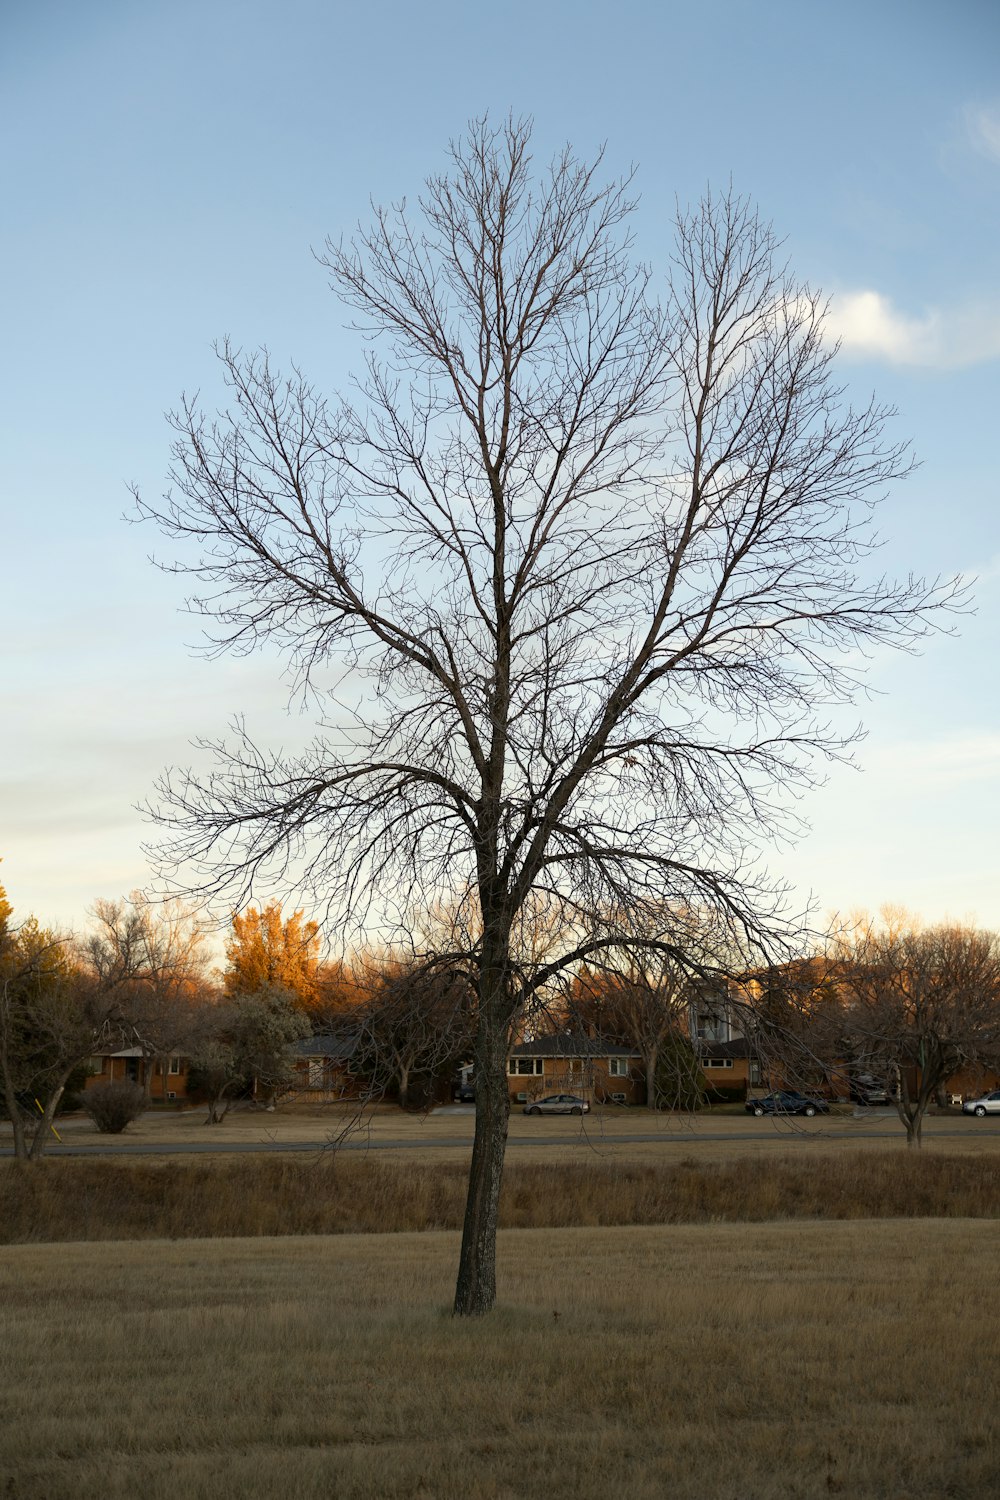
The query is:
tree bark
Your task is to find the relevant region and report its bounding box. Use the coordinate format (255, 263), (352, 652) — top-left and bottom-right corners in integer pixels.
(27, 1078), (66, 1159)
(1, 1062), (27, 1159)
(143, 1052), (158, 1101)
(454, 947), (513, 1316)
(903, 1108), (923, 1149)
(645, 1051), (658, 1111)
(453, 1036), (510, 1316)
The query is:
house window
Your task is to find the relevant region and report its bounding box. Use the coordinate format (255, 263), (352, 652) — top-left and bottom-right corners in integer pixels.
(703, 1057), (733, 1070)
(169, 1057), (181, 1075)
(608, 1058), (630, 1077)
(509, 1058), (542, 1076)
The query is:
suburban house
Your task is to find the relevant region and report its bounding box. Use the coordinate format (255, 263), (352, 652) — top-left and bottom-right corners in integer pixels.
(696, 1035), (757, 1095)
(688, 985), (759, 1096)
(287, 1032), (368, 1100)
(86, 1046), (191, 1101)
(507, 1035), (644, 1105)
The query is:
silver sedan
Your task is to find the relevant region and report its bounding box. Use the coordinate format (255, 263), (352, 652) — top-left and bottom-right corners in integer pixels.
(962, 1090), (1000, 1117)
(522, 1094), (590, 1116)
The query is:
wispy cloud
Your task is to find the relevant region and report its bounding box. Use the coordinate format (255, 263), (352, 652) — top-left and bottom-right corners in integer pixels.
(863, 733), (1000, 788)
(825, 290), (1000, 369)
(964, 102), (1000, 164)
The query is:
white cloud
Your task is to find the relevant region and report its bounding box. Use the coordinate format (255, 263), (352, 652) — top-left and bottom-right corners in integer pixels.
(825, 289), (1000, 369)
(862, 732), (1000, 788)
(964, 103), (1000, 164)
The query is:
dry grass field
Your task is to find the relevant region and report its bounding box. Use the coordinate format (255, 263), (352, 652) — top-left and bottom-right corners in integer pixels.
(4, 1148), (1000, 1243)
(2, 1221), (998, 1500)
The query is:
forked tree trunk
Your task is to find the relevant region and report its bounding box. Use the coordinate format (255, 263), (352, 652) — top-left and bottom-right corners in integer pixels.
(894, 1068), (927, 1150)
(898, 1096), (925, 1148)
(28, 1078), (66, 1159)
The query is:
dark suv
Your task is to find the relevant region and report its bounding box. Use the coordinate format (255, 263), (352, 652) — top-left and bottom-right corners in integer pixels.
(745, 1091), (830, 1118)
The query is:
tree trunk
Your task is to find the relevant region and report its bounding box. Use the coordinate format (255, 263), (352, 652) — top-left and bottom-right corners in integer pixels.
(645, 1051), (658, 1111)
(28, 1079), (66, 1159)
(8, 1105), (27, 1160)
(143, 1053), (159, 1101)
(894, 1065), (929, 1149)
(0, 1039), (28, 1160)
(904, 1108), (923, 1149)
(453, 1039), (509, 1315)
(453, 947), (512, 1316)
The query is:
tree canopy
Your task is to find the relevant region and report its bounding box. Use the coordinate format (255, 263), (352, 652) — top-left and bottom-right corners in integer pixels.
(224, 903), (321, 1012)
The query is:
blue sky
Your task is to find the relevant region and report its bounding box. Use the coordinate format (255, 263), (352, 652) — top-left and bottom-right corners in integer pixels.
(2, 0), (998, 939)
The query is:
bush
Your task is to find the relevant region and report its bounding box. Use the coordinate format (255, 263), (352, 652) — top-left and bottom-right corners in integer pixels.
(82, 1082), (147, 1134)
(653, 1033), (706, 1110)
(704, 1085), (747, 1105)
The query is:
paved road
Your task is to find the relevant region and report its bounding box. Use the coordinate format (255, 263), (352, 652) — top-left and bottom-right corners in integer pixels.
(5, 1123), (1000, 1157)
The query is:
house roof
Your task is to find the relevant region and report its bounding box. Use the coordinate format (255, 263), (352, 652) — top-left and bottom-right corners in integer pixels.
(696, 1037), (751, 1059)
(509, 1034), (640, 1059)
(292, 1032), (360, 1062)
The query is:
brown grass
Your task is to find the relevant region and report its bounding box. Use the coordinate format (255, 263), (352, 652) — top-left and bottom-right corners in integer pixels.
(4, 1148), (1000, 1243)
(2, 1221), (999, 1499)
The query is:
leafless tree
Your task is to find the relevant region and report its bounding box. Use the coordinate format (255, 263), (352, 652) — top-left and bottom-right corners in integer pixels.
(90, 894), (211, 1097)
(351, 953), (473, 1109)
(136, 117), (960, 1312)
(560, 907), (730, 1109)
(830, 918), (1000, 1147)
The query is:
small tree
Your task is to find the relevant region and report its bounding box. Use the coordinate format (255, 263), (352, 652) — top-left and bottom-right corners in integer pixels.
(187, 985), (311, 1123)
(833, 919), (1000, 1148)
(564, 912), (713, 1110)
(90, 894), (210, 1100)
(653, 1031), (706, 1110)
(352, 956), (473, 1108)
(1, 881), (141, 1160)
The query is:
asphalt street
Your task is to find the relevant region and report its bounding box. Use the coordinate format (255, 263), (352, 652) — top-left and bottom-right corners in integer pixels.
(4, 1123), (1000, 1156)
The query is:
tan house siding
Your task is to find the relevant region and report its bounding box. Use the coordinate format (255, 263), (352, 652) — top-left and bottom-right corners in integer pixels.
(85, 1051), (191, 1101)
(507, 1049), (644, 1105)
(700, 1054), (751, 1095)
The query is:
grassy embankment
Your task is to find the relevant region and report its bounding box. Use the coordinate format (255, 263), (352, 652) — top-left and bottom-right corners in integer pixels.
(3, 1221), (999, 1499)
(4, 1148), (1000, 1242)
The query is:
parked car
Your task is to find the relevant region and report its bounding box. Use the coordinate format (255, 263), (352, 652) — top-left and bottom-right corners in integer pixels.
(962, 1090), (1000, 1118)
(522, 1094), (590, 1116)
(453, 1082), (476, 1103)
(744, 1091), (830, 1118)
(850, 1077), (892, 1106)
